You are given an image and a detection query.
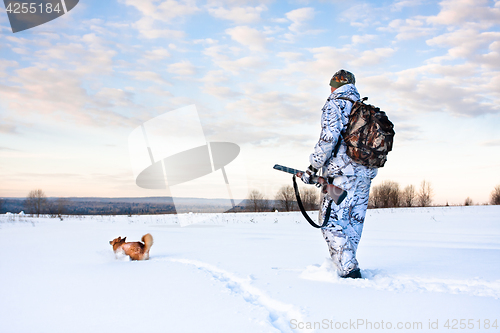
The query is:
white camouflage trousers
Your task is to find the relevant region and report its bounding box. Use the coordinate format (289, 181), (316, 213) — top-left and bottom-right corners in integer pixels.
(319, 174), (372, 277)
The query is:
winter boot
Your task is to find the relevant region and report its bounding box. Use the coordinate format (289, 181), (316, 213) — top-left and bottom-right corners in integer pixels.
(342, 268), (362, 279)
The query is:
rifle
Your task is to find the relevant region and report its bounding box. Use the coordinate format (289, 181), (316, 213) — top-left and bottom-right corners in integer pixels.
(273, 164), (348, 228)
(273, 164), (347, 205)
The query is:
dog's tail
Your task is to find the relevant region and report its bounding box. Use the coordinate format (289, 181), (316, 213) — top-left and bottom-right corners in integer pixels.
(142, 233), (153, 252)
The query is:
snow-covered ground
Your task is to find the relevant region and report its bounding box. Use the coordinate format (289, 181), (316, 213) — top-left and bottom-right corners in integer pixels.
(1, 206), (499, 333)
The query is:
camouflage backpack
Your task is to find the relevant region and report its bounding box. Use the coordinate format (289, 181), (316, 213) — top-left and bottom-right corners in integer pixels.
(336, 97), (395, 168)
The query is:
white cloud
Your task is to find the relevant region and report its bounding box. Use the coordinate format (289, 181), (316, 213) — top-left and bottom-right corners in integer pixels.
(276, 52), (304, 62)
(207, 5), (267, 24)
(349, 47), (396, 67)
(262, 25), (284, 35)
(226, 26), (269, 51)
(305, 46), (352, 77)
(380, 18), (435, 40)
(341, 3), (385, 28)
(259, 46), (351, 86)
(281, 7), (323, 41)
(271, 17), (288, 24)
(52, 33), (118, 75)
(284, 7), (322, 42)
(426, 28), (500, 68)
(166, 60), (197, 76)
(193, 38), (218, 45)
(0, 66), (136, 128)
(143, 48), (171, 61)
(126, 71), (171, 85)
(200, 71), (241, 99)
(481, 139), (500, 147)
(200, 70), (228, 84)
(12, 48), (29, 55)
(482, 39), (500, 67)
(200, 41), (265, 75)
(6, 36), (32, 45)
(34, 42), (85, 61)
(216, 56), (266, 74)
(0, 121), (18, 134)
(390, 0), (425, 12)
(120, 0), (199, 22)
(0, 60), (18, 78)
(218, 88), (322, 142)
(132, 17), (185, 39)
(351, 34), (377, 45)
(362, 64), (500, 117)
(94, 88), (134, 107)
(119, 0), (199, 39)
(88, 21), (112, 36)
(202, 44), (226, 59)
(357, 0), (500, 120)
(140, 86), (173, 97)
(12, 33), (117, 78)
(204, 0), (272, 6)
(286, 7), (315, 33)
(105, 22), (130, 29)
(427, 0), (500, 26)
(203, 84), (241, 99)
(490, 72), (500, 98)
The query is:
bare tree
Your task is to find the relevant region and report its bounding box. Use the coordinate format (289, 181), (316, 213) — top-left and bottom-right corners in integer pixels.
(275, 185), (296, 212)
(55, 198), (67, 217)
(25, 189), (47, 217)
(387, 181), (401, 207)
(417, 180), (433, 207)
(246, 190), (269, 212)
(369, 180), (400, 208)
(464, 197), (473, 206)
(401, 184), (416, 207)
(369, 185), (382, 208)
(47, 198), (67, 218)
(491, 185), (500, 205)
(300, 187), (319, 211)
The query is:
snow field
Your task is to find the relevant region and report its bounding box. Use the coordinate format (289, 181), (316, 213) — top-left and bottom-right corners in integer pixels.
(0, 206), (499, 332)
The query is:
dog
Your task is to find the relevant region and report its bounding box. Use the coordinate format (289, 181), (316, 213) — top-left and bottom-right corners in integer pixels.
(109, 233), (153, 260)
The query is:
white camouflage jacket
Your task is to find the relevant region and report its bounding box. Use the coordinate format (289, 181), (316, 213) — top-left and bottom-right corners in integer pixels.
(309, 84), (377, 180)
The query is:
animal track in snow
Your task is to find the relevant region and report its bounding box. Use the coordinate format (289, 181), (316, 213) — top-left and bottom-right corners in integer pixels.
(168, 258), (309, 333)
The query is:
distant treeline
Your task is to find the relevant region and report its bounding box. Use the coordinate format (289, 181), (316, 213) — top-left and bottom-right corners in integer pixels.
(1, 197), (176, 215)
(0, 197), (266, 215)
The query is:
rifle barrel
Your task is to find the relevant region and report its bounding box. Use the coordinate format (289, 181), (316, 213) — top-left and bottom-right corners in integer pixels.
(273, 164), (302, 175)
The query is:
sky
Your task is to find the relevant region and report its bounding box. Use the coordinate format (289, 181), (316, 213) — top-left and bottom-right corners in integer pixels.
(0, 0), (499, 205)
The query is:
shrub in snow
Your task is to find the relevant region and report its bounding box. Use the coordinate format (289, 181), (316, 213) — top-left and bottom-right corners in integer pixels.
(491, 185), (500, 205)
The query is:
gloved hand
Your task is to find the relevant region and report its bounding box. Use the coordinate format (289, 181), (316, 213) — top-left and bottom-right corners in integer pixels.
(300, 165), (318, 185)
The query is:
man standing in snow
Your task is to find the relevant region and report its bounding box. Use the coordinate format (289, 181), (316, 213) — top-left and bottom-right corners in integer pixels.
(298, 69), (377, 279)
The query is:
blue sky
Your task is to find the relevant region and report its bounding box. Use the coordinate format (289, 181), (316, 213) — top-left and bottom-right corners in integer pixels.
(0, 0), (499, 205)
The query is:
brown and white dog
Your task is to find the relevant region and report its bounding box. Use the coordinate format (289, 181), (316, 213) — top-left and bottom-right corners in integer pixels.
(109, 233), (153, 260)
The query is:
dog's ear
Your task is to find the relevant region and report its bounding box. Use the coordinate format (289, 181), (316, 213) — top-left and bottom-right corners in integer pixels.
(122, 237), (127, 242)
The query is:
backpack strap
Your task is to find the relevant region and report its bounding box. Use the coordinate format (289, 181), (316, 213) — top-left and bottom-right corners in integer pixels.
(333, 97), (354, 157)
(337, 96), (357, 104)
(337, 96), (368, 104)
(332, 135), (342, 157)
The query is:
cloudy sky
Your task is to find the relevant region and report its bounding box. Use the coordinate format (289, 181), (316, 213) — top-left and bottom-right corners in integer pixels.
(0, 0), (499, 205)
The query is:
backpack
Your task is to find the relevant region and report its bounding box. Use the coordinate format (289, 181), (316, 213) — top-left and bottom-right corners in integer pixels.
(336, 97), (395, 168)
